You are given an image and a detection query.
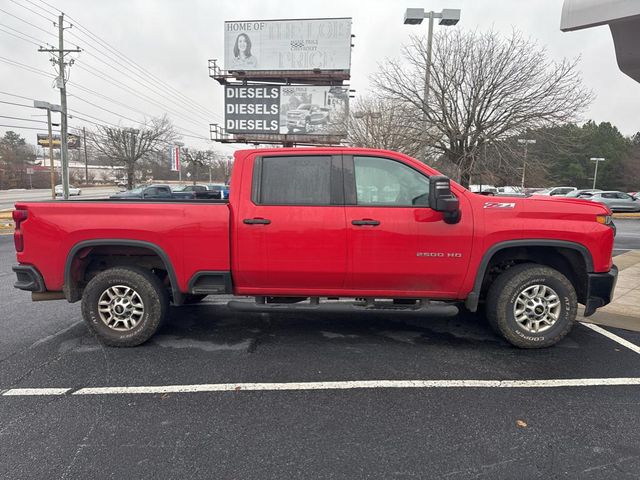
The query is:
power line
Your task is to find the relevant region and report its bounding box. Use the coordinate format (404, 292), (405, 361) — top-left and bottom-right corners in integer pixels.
(0, 7), (57, 38)
(0, 23), (49, 47)
(0, 55), (56, 79)
(0, 99), (35, 108)
(0, 22), (50, 44)
(63, 12), (221, 121)
(0, 25), (48, 47)
(73, 60), (210, 129)
(0, 115), (48, 123)
(0, 124), (58, 131)
(30, 0), (223, 127)
(69, 95), (141, 124)
(67, 81), (158, 118)
(67, 43), (214, 124)
(6, 0), (57, 25)
(21, 0), (59, 17)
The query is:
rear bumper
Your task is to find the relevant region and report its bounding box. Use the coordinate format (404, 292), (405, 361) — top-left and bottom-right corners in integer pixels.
(12, 265), (46, 292)
(583, 265), (618, 317)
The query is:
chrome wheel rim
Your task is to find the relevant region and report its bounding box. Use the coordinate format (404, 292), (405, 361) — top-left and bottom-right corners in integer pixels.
(513, 284), (561, 334)
(97, 285), (144, 331)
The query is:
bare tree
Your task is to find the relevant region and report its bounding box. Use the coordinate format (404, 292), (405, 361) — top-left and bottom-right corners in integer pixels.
(89, 116), (176, 189)
(372, 29), (593, 186)
(347, 97), (423, 156)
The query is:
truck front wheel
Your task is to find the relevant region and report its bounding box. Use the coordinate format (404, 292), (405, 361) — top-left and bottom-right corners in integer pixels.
(81, 266), (169, 347)
(486, 263), (577, 348)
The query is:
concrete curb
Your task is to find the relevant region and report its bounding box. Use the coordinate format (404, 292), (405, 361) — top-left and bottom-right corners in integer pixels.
(580, 312), (640, 332)
(613, 213), (640, 219)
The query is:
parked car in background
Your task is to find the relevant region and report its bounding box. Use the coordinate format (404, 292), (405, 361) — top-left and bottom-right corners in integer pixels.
(469, 184), (497, 194)
(587, 191), (640, 212)
(176, 184), (230, 199)
(532, 186), (577, 196)
(55, 184), (81, 196)
(496, 186), (523, 194)
(565, 189), (602, 198)
(110, 184), (195, 199)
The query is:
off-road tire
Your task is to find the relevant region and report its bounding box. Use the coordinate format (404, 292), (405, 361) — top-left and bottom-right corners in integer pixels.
(81, 266), (169, 347)
(486, 263), (577, 348)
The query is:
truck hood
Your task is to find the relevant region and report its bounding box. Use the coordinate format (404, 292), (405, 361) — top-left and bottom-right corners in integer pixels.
(520, 195), (611, 214)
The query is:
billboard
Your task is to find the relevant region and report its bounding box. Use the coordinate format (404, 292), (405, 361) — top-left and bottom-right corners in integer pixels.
(224, 18), (352, 72)
(225, 85), (348, 136)
(37, 133), (80, 149)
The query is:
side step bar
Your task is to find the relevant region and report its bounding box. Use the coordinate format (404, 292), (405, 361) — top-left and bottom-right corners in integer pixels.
(227, 298), (459, 317)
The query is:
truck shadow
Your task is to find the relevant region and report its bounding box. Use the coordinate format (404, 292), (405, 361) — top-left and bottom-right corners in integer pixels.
(161, 303), (513, 350)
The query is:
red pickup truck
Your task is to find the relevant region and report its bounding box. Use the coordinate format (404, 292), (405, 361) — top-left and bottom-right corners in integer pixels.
(12, 148), (617, 348)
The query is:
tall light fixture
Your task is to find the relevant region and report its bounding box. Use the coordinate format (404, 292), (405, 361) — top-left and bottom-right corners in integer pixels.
(404, 7), (461, 163)
(590, 157), (605, 189)
(517, 139), (536, 189)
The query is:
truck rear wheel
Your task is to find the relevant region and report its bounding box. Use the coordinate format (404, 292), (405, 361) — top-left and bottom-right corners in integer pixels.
(81, 266), (169, 347)
(486, 263), (577, 348)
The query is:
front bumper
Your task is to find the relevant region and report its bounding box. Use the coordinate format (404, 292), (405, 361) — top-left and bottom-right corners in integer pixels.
(12, 265), (46, 292)
(583, 264), (618, 317)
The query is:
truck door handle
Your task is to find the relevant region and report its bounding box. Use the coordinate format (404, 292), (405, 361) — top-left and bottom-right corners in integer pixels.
(352, 219), (380, 226)
(243, 218), (271, 225)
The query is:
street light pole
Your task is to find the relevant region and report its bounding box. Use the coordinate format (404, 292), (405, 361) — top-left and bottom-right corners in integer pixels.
(47, 109), (54, 199)
(34, 100), (62, 200)
(353, 111), (382, 145)
(590, 157), (605, 189)
(404, 7), (461, 160)
(517, 138), (536, 189)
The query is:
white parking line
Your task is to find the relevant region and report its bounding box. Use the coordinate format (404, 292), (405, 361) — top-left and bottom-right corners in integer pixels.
(581, 323), (640, 355)
(3, 388), (71, 396)
(2, 378), (640, 397)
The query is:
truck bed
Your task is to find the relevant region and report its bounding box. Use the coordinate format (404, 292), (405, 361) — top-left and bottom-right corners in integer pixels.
(14, 200), (231, 293)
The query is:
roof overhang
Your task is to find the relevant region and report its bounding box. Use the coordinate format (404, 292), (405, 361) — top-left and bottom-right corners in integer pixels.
(561, 0), (640, 82)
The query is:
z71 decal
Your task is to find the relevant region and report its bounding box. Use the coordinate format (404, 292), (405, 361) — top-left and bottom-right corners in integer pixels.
(484, 202), (516, 209)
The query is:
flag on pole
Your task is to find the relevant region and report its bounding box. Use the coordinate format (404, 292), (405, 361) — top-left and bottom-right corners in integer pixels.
(170, 146), (181, 172)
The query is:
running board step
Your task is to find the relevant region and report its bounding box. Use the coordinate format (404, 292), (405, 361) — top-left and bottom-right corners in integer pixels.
(227, 300), (459, 316)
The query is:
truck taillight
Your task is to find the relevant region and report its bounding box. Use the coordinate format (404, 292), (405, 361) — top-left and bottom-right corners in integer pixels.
(13, 209), (27, 252)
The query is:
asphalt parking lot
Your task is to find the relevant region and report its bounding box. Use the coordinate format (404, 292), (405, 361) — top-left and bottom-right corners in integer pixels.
(2, 234), (640, 479)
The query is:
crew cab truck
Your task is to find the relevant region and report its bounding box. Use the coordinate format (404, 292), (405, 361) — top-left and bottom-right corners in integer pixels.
(12, 148), (617, 348)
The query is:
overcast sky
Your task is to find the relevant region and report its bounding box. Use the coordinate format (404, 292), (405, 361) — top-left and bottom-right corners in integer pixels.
(1, 0), (639, 157)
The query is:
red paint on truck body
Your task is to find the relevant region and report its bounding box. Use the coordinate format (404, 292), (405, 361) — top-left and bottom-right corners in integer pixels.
(15, 147), (614, 302)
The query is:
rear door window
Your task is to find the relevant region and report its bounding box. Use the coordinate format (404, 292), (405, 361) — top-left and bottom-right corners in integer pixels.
(255, 155), (333, 205)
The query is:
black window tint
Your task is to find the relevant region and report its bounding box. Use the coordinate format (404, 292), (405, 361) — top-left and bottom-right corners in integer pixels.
(353, 156), (429, 206)
(145, 187), (158, 196)
(259, 156), (331, 205)
(602, 193), (616, 199)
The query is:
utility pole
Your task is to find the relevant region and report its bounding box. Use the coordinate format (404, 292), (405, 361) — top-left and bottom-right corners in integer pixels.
(83, 126), (88, 184)
(517, 138), (536, 189)
(39, 13), (81, 200)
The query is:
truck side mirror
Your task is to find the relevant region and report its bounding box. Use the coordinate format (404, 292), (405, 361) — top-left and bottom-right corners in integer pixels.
(429, 175), (461, 224)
